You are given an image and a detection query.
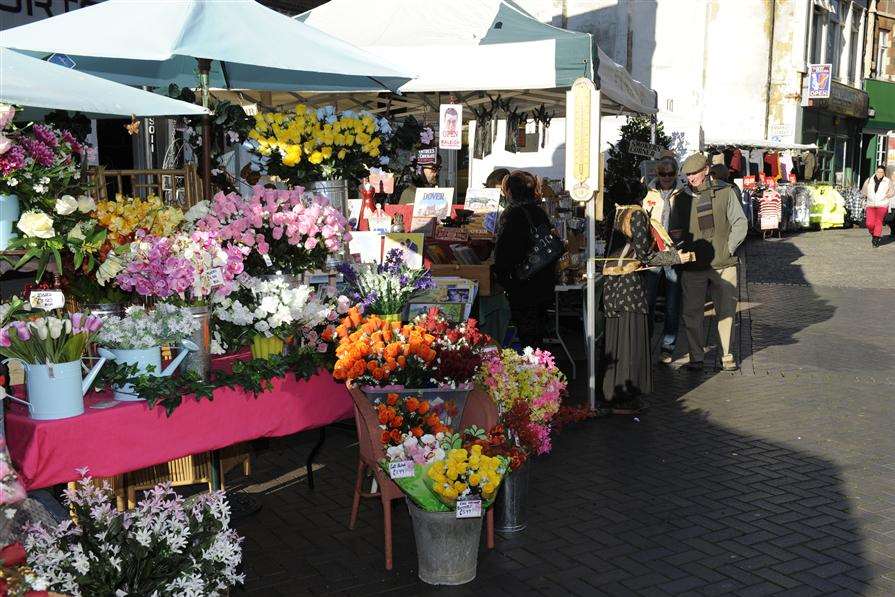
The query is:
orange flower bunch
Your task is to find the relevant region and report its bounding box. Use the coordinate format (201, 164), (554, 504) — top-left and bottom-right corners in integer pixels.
(332, 307), (438, 387)
(377, 393), (451, 446)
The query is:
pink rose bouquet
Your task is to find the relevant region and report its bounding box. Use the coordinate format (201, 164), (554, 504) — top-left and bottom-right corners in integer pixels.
(191, 186), (351, 276)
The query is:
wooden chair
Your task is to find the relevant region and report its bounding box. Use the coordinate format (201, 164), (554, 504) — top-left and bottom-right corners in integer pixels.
(89, 165), (203, 208)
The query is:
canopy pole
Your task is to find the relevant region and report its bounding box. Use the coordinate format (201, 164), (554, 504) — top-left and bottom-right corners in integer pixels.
(587, 91), (602, 411)
(197, 58), (212, 201)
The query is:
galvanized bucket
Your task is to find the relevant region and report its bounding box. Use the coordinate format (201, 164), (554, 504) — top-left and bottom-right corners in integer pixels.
(495, 461), (530, 533)
(309, 179), (349, 218)
(180, 305), (211, 380)
(407, 499), (482, 585)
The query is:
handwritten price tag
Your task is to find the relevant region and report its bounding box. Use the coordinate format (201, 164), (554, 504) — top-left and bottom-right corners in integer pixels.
(208, 268), (224, 287)
(388, 460), (414, 480)
(455, 497), (482, 519)
(29, 290), (65, 310)
(262, 254), (273, 267)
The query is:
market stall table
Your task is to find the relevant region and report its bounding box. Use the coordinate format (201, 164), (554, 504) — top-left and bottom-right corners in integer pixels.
(4, 362), (352, 491)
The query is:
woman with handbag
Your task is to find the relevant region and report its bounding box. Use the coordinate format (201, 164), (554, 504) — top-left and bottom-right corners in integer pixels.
(492, 170), (560, 349)
(602, 205), (694, 414)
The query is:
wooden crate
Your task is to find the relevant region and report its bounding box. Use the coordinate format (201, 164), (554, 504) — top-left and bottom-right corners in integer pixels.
(428, 263), (492, 296)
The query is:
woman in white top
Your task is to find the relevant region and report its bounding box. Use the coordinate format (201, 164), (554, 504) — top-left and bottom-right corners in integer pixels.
(861, 166), (892, 247)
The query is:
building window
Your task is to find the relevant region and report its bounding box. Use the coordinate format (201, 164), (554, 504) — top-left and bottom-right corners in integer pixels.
(811, 8), (826, 64)
(878, 135), (888, 168)
(879, 29), (891, 78)
(848, 21), (859, 82)
(827, 16), (841, 77)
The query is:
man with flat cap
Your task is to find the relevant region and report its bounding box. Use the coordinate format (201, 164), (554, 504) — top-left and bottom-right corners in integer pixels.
(673, 153), (747, 371)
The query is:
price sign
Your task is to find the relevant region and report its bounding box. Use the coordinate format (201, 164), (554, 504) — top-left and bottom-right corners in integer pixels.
(29, 290), (65, 310)
(388, 460), (414, 480)
(208, 268), (224, 287)
(455, 497), (482, 519)
(262, 254), (273, 267)
(742, 176), (756, 190)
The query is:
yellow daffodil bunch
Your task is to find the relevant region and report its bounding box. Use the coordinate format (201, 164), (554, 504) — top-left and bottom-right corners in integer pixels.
(93, 194), (184, 243)
(427, 445), (506, 506)
(246, 104), (388, 184)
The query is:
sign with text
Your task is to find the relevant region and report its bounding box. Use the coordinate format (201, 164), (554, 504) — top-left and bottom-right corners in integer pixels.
(807, 64), (832, 99)
(438, 104), (463, 150)
(417, 147), (437, 165)
(388, 460), (414, 480)
(29, 290), (65, 311)
(455, 497), (482, 519)
(627, 140), (662, 158)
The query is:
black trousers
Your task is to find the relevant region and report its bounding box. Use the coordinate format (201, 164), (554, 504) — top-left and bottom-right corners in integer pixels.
(509, 299), (550, 349)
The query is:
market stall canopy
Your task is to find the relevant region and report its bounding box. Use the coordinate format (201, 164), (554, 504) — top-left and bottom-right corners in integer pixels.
(0, 48), (207, 118)
(291, 0), (656, 117)
(0, 0), (412, 93)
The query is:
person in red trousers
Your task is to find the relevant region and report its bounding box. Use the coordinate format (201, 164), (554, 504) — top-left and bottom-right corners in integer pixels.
(862, 166), (892, 247)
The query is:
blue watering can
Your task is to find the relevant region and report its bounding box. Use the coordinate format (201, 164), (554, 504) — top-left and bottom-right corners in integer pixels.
(3, 355), (109, 420)
(97, 339), (199, 401)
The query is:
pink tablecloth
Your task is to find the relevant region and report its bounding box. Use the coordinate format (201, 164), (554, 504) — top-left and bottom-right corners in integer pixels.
(4, 366), (353, 490)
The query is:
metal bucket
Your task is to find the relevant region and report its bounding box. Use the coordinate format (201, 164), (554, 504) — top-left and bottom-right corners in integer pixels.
(180, 305), (211, 380)
(309, 179), (349, 218)
(0, 193), (20, 251)
(495, 462), (530, 533)
(85, 303), (123, 319)
(107, 346), (161, 401)
(407, 499), (482, 585)
(22, 360), (84, 420)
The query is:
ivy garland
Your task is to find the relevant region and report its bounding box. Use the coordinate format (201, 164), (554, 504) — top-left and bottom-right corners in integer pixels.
(97, 346), (327, 416)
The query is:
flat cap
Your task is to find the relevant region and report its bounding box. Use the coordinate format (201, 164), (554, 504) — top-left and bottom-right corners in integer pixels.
(681, 153), (708, 175)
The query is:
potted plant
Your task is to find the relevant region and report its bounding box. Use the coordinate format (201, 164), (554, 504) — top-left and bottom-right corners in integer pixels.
(0, 307), (106, 420)
(337, 248), (434, 320)
(94, 304), (199, 401)
(22, 474), (244, 596)
(475, 347), (568, 533)
(213, 274), (327, 359)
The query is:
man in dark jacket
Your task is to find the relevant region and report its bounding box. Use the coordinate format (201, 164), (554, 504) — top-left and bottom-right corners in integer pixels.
(676, 154), (747, 371)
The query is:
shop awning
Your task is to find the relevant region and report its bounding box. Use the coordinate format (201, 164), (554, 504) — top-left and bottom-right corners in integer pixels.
(864, 79), (895, 134)
(295, 0), (657, 116)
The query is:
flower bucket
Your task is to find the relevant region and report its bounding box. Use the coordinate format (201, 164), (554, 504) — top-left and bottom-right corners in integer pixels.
(180, 306), (211, 380)
(0, 194), (20, 251)
(495, 461), (530, 533)
(309, 179), (349, 218)
(359, 384), (472, 429)
(8, 359), (107, 420)
(251, 335), (285, 360)
(407, 499), (483, 585)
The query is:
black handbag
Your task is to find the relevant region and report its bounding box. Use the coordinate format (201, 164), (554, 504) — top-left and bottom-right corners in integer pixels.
(514, 205), (565, 281)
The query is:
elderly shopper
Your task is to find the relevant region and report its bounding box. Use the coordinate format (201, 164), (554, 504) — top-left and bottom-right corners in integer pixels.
(675, 153), (748, 372)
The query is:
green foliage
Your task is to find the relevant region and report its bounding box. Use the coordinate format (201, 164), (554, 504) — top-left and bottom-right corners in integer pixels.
(604, 116), (672, 202)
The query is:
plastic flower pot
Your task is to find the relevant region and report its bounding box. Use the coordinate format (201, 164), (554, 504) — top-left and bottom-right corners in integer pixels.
(251, 335), (285, 360)
(359, 384), (473, 429)
(495, 461), (530, 533)
(0, 194), (20, 250)
(407, 499), (483, 585)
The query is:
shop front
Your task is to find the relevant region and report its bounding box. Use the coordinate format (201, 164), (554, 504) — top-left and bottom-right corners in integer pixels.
(862, 78), (895, 176)
(801, 80), (869, 185)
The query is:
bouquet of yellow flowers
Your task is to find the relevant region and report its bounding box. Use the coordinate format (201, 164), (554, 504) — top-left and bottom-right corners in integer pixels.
(427, 445), (506, 506)
(245, 104), (389, 185)
(93, 194), (184, 244)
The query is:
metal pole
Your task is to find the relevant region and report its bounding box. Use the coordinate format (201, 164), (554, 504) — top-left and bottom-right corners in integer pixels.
(587, 91), (602, 411)
(197, 58), (212, 201)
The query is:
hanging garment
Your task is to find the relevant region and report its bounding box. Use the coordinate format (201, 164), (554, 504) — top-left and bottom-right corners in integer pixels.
(712, 152), (725, 165)
(758, 188), (782, 230)
(473, 116), (493, 159)
(791, 184), (812, 228)
(779, 152), (794, 182)
(808, 185), (846, 229)
(729, 149), (744, 177)
(802, 151), (816, 180)
(764, 152), (781, 179)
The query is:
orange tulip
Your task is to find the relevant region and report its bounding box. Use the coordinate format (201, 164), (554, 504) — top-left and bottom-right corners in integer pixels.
(417, 401), (430, 415)
(386, 393), (399, 406)
(405, 397), (420, 412)
(411, 426), (424, 438)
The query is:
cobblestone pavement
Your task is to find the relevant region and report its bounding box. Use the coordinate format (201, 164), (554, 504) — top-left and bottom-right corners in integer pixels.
(230, 228), (895, 596)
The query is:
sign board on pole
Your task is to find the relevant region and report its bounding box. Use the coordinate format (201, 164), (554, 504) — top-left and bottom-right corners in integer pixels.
(438, 104), (463, 150)
(807, 64), (832, 99)
(565, 78), (601, 203)
(627, 140), (662, 159)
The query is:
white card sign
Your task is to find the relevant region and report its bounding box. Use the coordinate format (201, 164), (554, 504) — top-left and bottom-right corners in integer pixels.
(439, 104), (463, 150)
(388, 460), (414, 480)
(29, 290), (65, 310)
(456, 497), (483, 519)
(208, 268), (224, 287)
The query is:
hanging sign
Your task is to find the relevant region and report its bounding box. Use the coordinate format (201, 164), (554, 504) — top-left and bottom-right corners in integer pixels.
(807, 64), (832, 99)
(29, 290), (65, 311)
(565, 78), (601, 203)
(628, 140), (662, 158)
(417, 148), (437, 165)
(438, 104), (463, 150)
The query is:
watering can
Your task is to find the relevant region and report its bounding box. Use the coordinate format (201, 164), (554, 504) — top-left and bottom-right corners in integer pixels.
(97, 339), (199, 401)
(3, 355), (109, 420)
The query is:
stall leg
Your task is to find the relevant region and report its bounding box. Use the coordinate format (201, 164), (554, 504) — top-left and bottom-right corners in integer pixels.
(306, 426), (326, 490)
(210, 450), (222, 491)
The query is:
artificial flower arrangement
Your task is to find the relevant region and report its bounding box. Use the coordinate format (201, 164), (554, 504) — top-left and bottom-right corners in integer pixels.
(476, 347), (568, 458)
(376, 392), (451, 450)
(110, 230), (245, 303)
(93, 194), (184, 245)
(95, 303), (198, 350)
(413, 308), (494, 387)
(0, 312), (103, 364)
(0, 104), (84, 211)
(337, 248), (434, 317)
(189, 186), (351, 276)
(22, 474), (243, 597)
(245, 105), (390, 184)
(213, 274), (327, 354)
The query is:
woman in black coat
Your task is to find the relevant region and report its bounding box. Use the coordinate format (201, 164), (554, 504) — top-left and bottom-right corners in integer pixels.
(492, 170), (557, 349)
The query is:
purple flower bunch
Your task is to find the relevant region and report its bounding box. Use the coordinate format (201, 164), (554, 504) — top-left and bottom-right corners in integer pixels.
(21, 137), (55, 168)
(69, 313), (104, 335)
(116, 235), (195, 299)
(32, 124), (58, 149)
(0, 145), (25, 175)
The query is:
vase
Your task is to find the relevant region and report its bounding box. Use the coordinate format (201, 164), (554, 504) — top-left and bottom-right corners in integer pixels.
(407, 499), (483, 585)
(180, 305), (211, 380)
(359, 384), (473, 429)
(494, 461), (530, 533)
(106, 346), (162, 401)
(309, 179), (349, 219)
(0, 193), (20, 251)
(251, 335), (285, 360)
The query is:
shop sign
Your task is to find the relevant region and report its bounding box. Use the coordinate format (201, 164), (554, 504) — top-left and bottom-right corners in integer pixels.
(564, 77), (601, 203)
(438, 104), (463, 150)
(628, 140), (662, 158)
(808, 81), (869, 119)
(417, 147), (437, 165)
(808, 64), (832, 99)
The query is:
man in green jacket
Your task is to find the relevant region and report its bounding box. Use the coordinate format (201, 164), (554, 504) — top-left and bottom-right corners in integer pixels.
(677, 153), (748, 371)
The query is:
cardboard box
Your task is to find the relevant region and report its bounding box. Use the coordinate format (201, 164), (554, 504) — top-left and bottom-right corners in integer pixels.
(428, 264), (492, 296)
